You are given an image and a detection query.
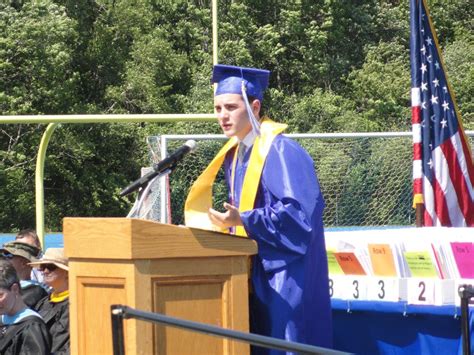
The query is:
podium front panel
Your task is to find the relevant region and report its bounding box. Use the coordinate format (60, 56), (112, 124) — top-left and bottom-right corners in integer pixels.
(65, 218), (256, 355)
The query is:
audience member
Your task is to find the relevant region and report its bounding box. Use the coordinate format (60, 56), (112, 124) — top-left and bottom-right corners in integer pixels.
(0, 242), (48, 309)
(0, 260), (51, 354)
(15, 229), (43, 282)
(30, 248), (70, 354)
(14, 229), (41, 249)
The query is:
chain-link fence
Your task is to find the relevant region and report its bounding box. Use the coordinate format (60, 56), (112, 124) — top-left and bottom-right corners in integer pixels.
(149, 132), (473, 228)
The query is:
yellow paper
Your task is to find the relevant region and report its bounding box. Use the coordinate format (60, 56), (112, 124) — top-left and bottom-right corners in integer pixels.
(326, 249), (344, 275)
(368, 243), (397, 277)
(404, 251), (438, 278)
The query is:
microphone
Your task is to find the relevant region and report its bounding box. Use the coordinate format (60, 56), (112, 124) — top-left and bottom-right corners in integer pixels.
(120, 140), (197, 197)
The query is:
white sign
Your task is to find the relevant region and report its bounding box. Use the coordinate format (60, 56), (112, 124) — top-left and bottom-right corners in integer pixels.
(407, 278), (454, 305)
(331, 276), (369, 300)
(367, 277), (407, 302)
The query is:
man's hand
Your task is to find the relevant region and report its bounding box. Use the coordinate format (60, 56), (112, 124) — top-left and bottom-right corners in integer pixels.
(208, 202), (243, 229)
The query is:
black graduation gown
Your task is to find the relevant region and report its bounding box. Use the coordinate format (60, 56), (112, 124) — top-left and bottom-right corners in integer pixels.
(22, 283), (48, 310)
(36, 296), (70, 354)
(0, 315), (51, 355)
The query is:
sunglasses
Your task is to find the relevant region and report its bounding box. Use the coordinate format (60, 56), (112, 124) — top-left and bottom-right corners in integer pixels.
(38, 263), (58, 272)
(0, 252), (13, 259)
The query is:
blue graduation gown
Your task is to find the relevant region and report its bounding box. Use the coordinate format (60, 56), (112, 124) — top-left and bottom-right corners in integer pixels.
(224, 134), (333, 354)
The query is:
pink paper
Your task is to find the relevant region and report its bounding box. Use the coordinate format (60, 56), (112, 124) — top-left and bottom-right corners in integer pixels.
(450, 242), (474, 278)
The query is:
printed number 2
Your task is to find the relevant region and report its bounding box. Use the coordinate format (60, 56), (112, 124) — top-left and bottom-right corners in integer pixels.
(353, 280), (359, 299)
(378, 280), (385, 299)
(418, 281), (426, 301)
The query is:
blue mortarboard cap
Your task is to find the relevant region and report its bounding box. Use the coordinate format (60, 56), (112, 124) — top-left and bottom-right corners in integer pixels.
(212, 64), (270, 101)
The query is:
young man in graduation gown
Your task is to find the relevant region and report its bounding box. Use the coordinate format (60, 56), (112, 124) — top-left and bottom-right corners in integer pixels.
(185, 64), (333, 353)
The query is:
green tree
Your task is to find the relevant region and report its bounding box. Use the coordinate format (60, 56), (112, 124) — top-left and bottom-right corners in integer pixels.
(105, 29), (191, 114)
(443, 35), (474, 129)
(0, 0), (472, 230)
(0, 1), (79, 230)
(348, 41), (411, 131)
(0, 1), (79, 114)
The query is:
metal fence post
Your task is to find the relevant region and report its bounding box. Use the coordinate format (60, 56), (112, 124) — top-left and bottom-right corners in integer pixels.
(458, 284), (473, 355)
(111, 305), (126, 355)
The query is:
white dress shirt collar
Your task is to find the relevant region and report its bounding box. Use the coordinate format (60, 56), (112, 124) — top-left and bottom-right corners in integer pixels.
(240, 129), (257, 149)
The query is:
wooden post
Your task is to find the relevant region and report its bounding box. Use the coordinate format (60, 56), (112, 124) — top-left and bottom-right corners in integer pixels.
(415, 203), (424, 227)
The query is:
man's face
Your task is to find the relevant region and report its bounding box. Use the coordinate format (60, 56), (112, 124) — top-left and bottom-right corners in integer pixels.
(42, 264), (68, 291)
(0, 286), (17, 315)
(10, 256), (31, 280)
(214, 94), (252, 140)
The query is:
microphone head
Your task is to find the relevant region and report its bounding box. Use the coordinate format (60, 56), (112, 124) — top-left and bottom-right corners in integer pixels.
(184, 140), (197, 152)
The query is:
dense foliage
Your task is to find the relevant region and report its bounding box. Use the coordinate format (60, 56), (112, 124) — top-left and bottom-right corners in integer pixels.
(1, 0), (472, 231)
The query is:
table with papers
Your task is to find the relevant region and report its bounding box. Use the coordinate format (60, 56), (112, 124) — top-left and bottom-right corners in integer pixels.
(325, 228), (473, 354)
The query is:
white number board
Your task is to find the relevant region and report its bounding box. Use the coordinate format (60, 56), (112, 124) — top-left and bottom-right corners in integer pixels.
(367, 277), (407, 302)
(407, 278), (454, 306)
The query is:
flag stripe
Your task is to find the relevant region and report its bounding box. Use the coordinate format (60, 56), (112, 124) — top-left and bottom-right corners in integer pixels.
(424, 209), (434, 226)
(458, 131), (474, 189)
(450, 133), (474, 200)
(413, 142), (422, 161)
(430, 171), (453, 226)
(432, 146), (467, 226)
(412, 124), (422, 144)
(413, 178), (423, 194)
(423, 178), (437, 226)
(411, 88), (421, 107)
(439, 138), (474, 225)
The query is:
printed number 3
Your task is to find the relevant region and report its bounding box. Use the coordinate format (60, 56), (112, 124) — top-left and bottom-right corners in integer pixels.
(378, 280), (385, 299)
(353, 280), (359, 299)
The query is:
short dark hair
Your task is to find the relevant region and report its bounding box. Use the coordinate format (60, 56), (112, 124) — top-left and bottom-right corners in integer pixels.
(0, 260), (19, 291)
(15, 229), (41, 248)
(246, 95), (266, 117)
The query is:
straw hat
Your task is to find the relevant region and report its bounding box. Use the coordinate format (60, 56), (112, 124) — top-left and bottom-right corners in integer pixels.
(29, 248), (69, 271)
(0, 241), (41, 262)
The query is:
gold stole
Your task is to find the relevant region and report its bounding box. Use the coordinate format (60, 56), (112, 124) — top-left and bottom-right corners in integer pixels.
(184, 118), (287, 236)
(50, 290), (69, 303)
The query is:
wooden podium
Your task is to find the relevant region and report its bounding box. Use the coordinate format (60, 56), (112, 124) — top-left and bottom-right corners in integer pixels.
(63, 218), (257, 355)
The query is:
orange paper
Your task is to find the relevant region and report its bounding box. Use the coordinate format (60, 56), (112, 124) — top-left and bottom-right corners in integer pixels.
(368, 244), (397, 277)
(334, 252), (367, 275)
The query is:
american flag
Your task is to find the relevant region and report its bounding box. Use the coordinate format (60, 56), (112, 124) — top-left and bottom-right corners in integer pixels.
(410, 0), (474, 226)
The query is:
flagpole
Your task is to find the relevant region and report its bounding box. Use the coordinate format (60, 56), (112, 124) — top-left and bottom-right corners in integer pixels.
(415, 204), (424, 227)
(410, 0), (424, 228)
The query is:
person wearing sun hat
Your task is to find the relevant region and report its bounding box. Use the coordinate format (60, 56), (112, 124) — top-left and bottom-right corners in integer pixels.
(14, 229), (44, 283)
(29, 248), (70, 354)
(0, 241), (49, 309)
(185, 64), (332, 352)
(0, 241), (41, 280)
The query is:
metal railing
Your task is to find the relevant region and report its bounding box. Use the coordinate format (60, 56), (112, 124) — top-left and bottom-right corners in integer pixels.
(458, 284), (474, 355)
(110, 305), (351, 355)
(1, 114), (216, 246)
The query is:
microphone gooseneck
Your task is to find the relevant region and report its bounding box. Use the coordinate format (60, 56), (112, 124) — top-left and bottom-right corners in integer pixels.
(120, 140), (197, 197)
